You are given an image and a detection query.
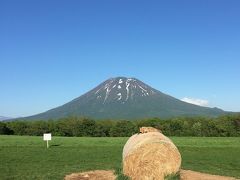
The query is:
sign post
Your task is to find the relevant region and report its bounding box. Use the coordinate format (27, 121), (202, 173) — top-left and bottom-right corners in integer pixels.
(43, 133), (51, 148)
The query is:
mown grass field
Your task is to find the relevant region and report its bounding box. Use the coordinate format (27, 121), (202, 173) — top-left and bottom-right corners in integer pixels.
(0, 136), (239, 180)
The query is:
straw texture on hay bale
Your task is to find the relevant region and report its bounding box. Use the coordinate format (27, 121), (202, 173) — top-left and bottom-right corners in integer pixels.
(123, 130), (181, 180)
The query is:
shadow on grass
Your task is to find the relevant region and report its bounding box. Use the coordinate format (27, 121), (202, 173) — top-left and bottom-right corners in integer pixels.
(50, 144), (61, 147)
(164, 172), (180, 180)
(114, 167), (130, 180)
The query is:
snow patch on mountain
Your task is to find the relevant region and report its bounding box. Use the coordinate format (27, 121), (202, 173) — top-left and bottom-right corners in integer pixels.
(126, 80), (130, 101)
(117, 93), (122, 100)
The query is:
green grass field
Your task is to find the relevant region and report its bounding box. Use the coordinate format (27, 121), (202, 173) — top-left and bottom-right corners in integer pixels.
(0, 136), (239, 180)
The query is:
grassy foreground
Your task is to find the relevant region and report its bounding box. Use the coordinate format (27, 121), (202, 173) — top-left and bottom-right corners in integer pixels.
(0, 136), (239, 179)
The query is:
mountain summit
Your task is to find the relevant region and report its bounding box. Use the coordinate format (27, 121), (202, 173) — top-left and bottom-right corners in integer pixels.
(92, 77), (158, 104)
(26, 77), (225, 120)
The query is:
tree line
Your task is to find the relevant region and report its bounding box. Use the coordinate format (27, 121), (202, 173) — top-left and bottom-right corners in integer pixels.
(0, 114), (239, 137)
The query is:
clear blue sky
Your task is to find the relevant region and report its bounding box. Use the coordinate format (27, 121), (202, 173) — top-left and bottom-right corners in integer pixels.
(1, 0), (240, 117)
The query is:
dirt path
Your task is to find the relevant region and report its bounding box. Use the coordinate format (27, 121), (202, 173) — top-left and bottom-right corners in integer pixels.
(64, 170), (116, 180)
(65, 169), (238, 180)
(180, 170), (237, 180)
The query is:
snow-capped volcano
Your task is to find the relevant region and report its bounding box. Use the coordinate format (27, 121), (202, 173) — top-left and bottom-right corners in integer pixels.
(24, 77), (225, 120)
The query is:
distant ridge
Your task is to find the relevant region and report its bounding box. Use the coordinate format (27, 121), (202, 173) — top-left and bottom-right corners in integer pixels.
(0, 116), (13, 121)
(24, 77), (226, 120)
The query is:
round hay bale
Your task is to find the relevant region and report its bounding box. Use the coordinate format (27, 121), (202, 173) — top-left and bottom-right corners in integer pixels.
(123, 129), (181, 180)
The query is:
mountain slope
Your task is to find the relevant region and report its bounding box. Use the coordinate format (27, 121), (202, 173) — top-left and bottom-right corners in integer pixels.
(25, 77), (225, 120)
(0, 116), (13, 121)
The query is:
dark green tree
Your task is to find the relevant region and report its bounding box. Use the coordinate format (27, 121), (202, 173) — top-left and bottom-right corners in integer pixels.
(0, 122), (12, 134)
(110, 120), (137, 137)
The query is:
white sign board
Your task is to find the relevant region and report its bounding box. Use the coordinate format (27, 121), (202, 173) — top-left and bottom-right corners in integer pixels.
(43, 133), (51, 141)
